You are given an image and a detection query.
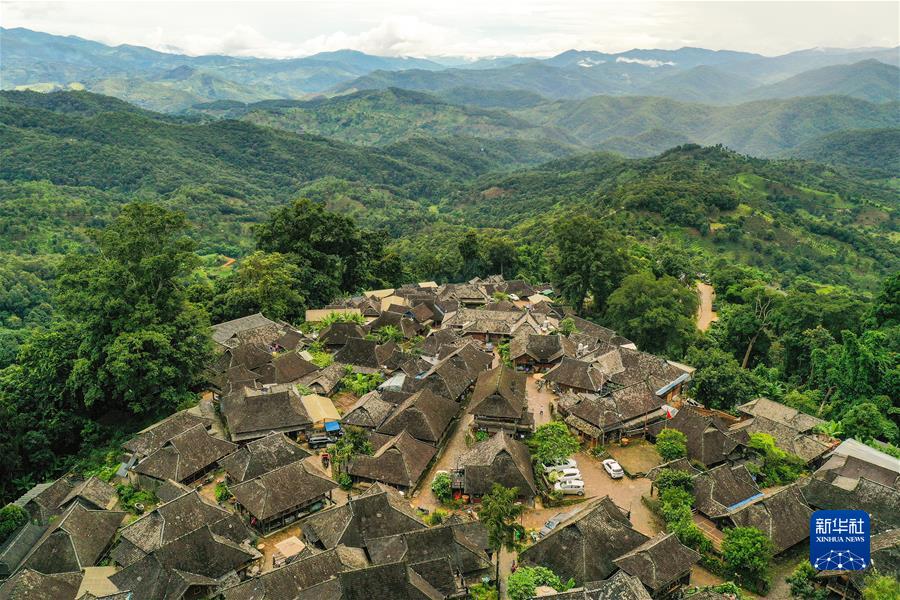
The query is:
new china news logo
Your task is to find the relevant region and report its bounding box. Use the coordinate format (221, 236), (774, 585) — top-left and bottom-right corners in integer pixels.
(810, 510), (870, 571)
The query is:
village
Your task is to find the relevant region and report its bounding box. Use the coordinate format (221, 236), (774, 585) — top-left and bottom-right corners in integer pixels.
(1, 276), (897, 600)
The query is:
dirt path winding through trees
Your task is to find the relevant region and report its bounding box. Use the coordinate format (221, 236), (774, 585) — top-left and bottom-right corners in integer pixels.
(696, 282), (718, 331)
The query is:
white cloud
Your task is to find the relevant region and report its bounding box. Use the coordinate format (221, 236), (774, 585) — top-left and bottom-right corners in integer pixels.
(615, 56), (675, 68)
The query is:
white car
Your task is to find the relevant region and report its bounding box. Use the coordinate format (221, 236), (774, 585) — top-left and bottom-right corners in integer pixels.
(603, 459), (624, 479)
(554, 468), (582, 482)
(542, 458), (577, 474)
(554, 480), (585, 496)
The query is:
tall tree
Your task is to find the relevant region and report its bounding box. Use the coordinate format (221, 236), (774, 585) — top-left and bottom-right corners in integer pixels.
(212, 251), (305, 322)
(552, 214), (630, 314)
(480, 483), (526, 587)
(55, 203), (211, 414)
(606, 272), (699, 356)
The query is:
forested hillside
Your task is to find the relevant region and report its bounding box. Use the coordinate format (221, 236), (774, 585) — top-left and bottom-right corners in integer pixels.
(185, 88), (899, 162)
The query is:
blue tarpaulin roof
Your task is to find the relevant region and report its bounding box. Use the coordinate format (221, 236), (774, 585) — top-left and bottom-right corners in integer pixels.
(324, 421), (341, 432)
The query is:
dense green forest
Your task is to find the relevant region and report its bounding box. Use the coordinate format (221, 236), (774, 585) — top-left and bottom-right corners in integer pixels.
(0, 89), (897, 504)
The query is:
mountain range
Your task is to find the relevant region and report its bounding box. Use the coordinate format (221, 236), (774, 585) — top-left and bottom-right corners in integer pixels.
(2, 27), (898, 111)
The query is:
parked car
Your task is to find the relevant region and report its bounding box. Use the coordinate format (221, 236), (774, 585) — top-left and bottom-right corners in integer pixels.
(602, 458), (624, 479)
(540, 511), (571, 537)
(554, 480), (585, 496)
(554, 468), (582, 482)
(542, 458), (577, 474)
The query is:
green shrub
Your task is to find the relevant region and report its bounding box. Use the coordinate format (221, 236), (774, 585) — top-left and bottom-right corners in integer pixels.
(655, 428), (688, 461)
(0, 504), (29, 540)
(214, 482), (231, 503)
(748, 433), (805, 486)
(653, 468), (694, 494)
(468, 583), (499, 600)
(337, 473), (353, 490)
(787, 562), (827, 599)
(528, 421), (580, 464)
(508, 566), (574, 600)
(722, 526), (773, 594)
(116, 484), (158, 514)
(475, 430), (490, 443)
(426, 509), (447, 526)
(431, 472), (453, 503)
(340, 370), (384, 396)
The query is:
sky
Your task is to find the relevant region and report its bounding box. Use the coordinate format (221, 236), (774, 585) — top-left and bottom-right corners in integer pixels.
(2, 0), (899, 59)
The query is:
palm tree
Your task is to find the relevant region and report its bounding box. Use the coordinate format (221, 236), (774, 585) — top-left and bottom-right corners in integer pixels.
(479, 484), (525, 588)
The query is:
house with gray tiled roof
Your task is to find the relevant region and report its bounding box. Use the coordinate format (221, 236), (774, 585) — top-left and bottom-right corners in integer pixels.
(342, 390), (397, 430)
(455, 433), (537, 502)
(301, 483), (426, 551)
(0, 569), (83, 599)
(469, 365), (533, 436)
(519, 496), (649, 586)
(110, 491), (252, 570)
(347, 431), (437, 492)
(723, 484), (812, 555)
(230, 460), (337, 534)
(131, 424), (236, 487)
(21, 503), (125, 575)
(613, 533), (700, 598)
(219, 432), (311, 484)
(733, 398), (837, 465)
(376, 389), (458, 444)
(220, 385), (312, 442)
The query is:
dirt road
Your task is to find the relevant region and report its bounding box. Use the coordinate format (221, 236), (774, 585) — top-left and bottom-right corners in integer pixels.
(696, 282), (718, 331)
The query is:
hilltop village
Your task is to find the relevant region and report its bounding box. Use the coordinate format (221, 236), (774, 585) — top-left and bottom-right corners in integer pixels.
(1, 276), (897, 600)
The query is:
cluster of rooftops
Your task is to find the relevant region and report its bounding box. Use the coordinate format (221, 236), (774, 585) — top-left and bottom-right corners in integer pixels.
(1, 275), (897, 599)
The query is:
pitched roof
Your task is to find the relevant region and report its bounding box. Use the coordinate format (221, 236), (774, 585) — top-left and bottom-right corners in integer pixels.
(219, 432), (311, 483)
(123, 411), (211, 457)
(297, 362), (345, 396)
(568, 382), (662, 433)
(268, 352), (318, 384)
(230, 460), (338, 521)
(376, 389), (458, 443)
(110, 526), (257, 600)
(347, 431), (437, 489)
(23, 504), (124, 574)
(58, 476), (118, 511)
(0, 568), (83, 600)
(544, 357), (606, 392)
(365, 522), (492, 578)
(114, 491), (252, 560)
(221, 545), (368, 600)
(470, 365), (528, 421)
(212, 313), (280, 347)
(220, 386), (312, 439)
(727, 485), (812, 554)
(692, 463), (762, 518)
(583, 571), (653, 600)
(301, 483), (426, 550)
(519, 496), (649, 585)
(802, 474), (900, 533)
(334, 337), (382, 369)
(733, 398), (833, 463)
(510, 334), (576, 363)
(342, 391), (396, 429)
(132, 424), (237, 482)
(0, 522), (47, 577)
(652, 406), (743, 467)
(613, 533), (700, 594)
(457, 434), (537, 497)
(318, 322), (366, 347)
